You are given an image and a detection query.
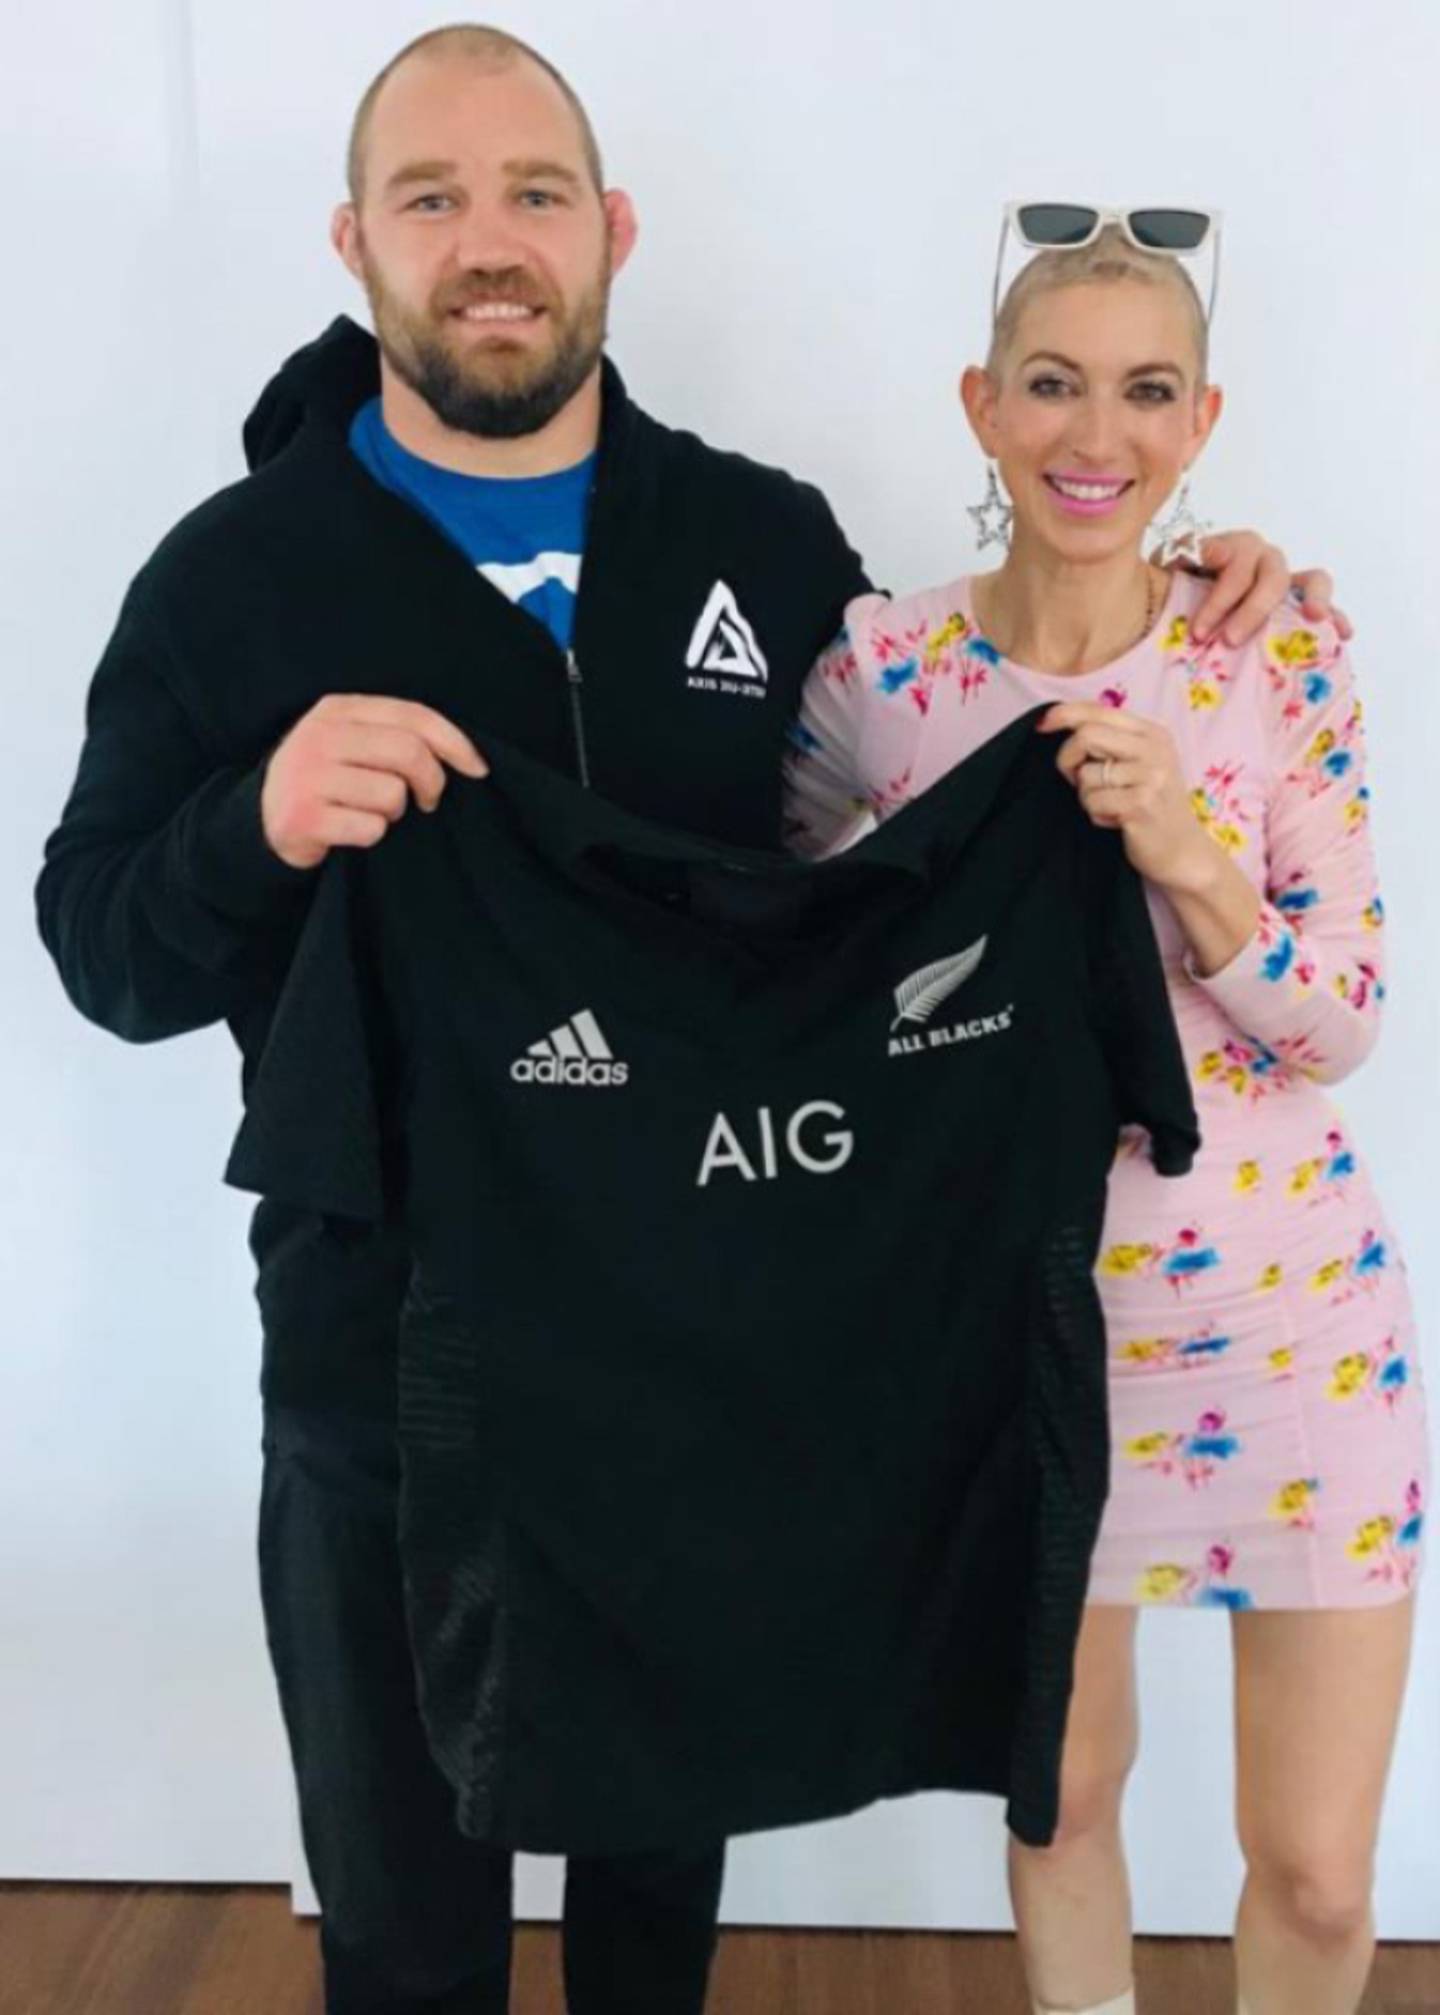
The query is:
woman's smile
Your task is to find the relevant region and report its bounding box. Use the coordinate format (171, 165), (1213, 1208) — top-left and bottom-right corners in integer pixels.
(1042, 472), (1136, 518)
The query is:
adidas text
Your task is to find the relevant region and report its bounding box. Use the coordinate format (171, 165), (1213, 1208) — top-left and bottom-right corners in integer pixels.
(511, 1056), (630, 1088)
(511, 1009), (628, 1088)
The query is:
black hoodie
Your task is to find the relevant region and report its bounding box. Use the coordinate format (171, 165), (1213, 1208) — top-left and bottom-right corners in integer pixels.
(35, 317), (870, 1415)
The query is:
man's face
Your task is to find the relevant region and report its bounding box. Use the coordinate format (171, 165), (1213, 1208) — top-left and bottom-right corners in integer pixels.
(338, 56), (632, 439)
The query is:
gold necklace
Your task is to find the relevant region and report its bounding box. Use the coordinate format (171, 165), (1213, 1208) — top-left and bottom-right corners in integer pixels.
(979, 566), (1163, 670)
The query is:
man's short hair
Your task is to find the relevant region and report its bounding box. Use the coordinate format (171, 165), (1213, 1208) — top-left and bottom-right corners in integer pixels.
(347, 23), (605, 205)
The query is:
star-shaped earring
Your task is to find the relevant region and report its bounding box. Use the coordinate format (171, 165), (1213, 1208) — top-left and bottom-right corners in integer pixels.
(1152, 480), (1212, 569)
(968, 462), (1013, 552)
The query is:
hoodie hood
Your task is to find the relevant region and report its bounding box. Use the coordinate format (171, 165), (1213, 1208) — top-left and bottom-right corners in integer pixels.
(242, 315), (381, 472)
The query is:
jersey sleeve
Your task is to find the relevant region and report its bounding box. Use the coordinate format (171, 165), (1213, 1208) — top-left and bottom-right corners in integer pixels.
(1184, 619), (1385, 1086)
(781, 599), (888, 859)
(223, 849), (395, 1223)
(1081, 821), (1201, 1178)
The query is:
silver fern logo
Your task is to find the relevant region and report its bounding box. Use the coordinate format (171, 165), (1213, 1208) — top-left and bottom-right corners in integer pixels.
(890, 940), (988, 1032)
(887, 939), (1015, 1059)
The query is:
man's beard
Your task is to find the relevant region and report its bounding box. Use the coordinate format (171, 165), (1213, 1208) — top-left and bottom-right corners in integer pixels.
(361, 247), (610, 440)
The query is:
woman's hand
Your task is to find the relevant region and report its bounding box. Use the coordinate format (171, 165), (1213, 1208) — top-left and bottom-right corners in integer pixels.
(1036, 701), (1215, 889)
(1036, 701), (1261, 975)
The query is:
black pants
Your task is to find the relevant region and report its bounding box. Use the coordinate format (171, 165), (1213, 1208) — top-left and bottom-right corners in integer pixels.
(257, 1403), (726, 2014)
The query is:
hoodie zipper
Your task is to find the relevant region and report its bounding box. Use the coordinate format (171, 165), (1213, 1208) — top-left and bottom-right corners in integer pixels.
(565, 649), (593, 790)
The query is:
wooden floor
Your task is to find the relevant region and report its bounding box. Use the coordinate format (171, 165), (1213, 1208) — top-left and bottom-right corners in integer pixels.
(3, 1885), (1437, 2015)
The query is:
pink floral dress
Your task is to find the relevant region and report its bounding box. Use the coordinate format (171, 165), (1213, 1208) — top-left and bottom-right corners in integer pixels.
(783, 570), (1426, 1610)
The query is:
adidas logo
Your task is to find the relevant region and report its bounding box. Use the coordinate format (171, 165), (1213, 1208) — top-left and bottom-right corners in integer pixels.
(510, 1009), (629, 1088)
(685, 580), (768, 696)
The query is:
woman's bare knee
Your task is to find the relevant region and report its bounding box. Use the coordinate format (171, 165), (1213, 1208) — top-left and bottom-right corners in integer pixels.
(1241, 1829), (1374, 1950)
(1021, 1605), (1139, 1854)
(1043, 1741), (1135, 1850)
(1232, 1604), (1411, 1957)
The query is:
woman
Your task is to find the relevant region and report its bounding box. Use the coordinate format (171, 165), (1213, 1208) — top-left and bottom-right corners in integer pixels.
(782, 222), (1427, 2015)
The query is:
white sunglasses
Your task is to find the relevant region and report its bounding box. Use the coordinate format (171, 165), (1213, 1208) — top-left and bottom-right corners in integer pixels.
(993, 202), (1223, 326)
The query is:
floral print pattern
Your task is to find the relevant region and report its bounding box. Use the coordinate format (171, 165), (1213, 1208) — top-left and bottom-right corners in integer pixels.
(1138, 1543), (1254, 1610)
(782, 572), (1427, 1610)
(1124, 1408), (1243, 1488)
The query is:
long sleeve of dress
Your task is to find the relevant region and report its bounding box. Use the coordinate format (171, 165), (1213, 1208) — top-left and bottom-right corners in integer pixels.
(1185, 618), (1385, 1087)
(781, 604), (886, 860)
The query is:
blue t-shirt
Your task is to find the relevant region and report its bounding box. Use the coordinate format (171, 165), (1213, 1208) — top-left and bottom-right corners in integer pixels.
(349, 397), (594, 650)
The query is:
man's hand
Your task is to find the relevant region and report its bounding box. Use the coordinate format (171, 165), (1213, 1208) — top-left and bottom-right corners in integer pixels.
(1150, 528), (1353, 649)
(261, 695), (488, 871)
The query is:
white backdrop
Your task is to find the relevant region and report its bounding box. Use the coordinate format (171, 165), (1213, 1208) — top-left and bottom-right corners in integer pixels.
(3, 0), (1437, 1939)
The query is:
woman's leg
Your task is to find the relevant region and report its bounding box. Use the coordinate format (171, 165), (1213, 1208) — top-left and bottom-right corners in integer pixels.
(1232, 1598), (1416, 2015)
(1009, 1602), (1142, 2013)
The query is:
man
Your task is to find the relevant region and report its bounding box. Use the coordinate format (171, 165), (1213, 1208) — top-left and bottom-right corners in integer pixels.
(35, 24), (1340, 2015)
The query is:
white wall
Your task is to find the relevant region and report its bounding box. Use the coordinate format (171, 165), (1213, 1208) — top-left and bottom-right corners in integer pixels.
(4, 0), (1437, 1937)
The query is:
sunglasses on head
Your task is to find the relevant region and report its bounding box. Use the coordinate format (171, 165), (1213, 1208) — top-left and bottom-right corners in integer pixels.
(994, 202), (1223, 324)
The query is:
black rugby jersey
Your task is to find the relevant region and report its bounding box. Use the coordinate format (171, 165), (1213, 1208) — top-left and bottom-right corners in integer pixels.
(225, 706), (1199, 1856)
(37, 319), (866, 1422)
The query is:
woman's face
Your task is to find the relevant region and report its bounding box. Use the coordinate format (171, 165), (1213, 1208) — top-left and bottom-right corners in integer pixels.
(964, 280), (1221, 565)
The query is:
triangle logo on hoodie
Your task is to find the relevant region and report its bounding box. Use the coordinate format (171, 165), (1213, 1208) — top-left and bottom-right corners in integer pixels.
(685, 580), (769, 691)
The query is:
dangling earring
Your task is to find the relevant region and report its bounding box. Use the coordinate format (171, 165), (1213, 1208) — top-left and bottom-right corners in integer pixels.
(968, 460), (1013, 552)
(1149, 477), (1212, 568)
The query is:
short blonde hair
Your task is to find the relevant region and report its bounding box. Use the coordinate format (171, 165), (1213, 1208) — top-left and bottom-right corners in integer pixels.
(988, 223), (1209, 383)
(347, 23), (605, 206)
